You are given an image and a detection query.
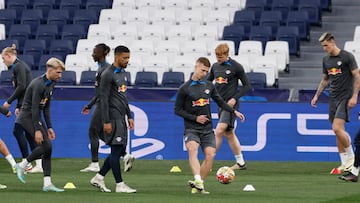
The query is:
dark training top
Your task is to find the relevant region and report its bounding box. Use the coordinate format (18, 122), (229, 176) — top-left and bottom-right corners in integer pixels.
(7, 59), (32, 108)
(207, 57), (251, 102)
(99, 65), (132, 123)
(174, 79), (235, 132)
(322, 50), (358, 100)
(16, 75), (55, 131)
(86, 61), (111, 108)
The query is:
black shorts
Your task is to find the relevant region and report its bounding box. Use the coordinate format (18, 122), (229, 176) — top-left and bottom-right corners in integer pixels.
(184, 129), (216, 150)
(329, 98), (350, 123)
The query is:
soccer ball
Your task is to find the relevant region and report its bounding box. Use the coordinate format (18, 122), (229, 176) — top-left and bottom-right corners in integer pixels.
(216, 166), (235, 184)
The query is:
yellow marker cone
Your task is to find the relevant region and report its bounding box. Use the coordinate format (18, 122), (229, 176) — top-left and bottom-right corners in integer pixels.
(64, 182), (76, 189)
(170, 165), (182, 172)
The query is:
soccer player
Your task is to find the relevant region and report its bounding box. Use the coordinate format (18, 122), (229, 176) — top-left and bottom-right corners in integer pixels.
(80, 43), (135, 173)
(90, 45), (136, 193)
(14, 57), (65, 192)
(1, 44), (42, 173)
(311, 32), (360, 174)
(174, 57), (245, 194)
(0, 137), (16, 190)
(339, 112), (360, 182)
(207, 43), (251, 170)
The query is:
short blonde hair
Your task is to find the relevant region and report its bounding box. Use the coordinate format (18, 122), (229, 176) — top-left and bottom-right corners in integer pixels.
(215, 43), (229, 55)
(2, 44), (17, 55)
(46, 57), (65, 71)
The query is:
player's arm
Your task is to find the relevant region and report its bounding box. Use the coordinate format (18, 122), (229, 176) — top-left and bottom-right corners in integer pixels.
(174, 87), (197, 121)
(233, 65), (251, 101)
(311, 74), (329, 107)
(100, 70), (112, 133)
(6, 67), (27, 107)
(31, 84), (44, 131)
(349, 67), (360, 107)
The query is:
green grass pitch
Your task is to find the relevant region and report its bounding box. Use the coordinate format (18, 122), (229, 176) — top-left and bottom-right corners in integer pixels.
(1, 159), (360, 203)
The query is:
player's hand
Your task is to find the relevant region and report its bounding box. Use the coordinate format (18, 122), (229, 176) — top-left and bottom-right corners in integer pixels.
(35, 130), (43, 144)
(196, 115), (209, 124)
(48, 128), (55, 140)
(81, 105), (90, 115)
(311, 96), (318, 108)
(15, 108), (20, 117)
(6, 111), (11, 117)
(128, 118), (134, 130)
(348, 96), (357, 108)
(103, 123), (112, 134)
(2, 101), (10, 109)
(235, 111), (245, 122)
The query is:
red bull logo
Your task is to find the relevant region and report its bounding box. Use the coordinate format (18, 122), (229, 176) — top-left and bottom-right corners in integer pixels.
(327, 68), (342, 75)
(215, 76), (228, 84)
(118, 84), (127, 92)
(192, 98), (210, 107)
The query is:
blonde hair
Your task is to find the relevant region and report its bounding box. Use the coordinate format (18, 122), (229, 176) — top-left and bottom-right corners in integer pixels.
(46, 57), (65, 71)
(215, 43), (229, 55)
(2, 44), (17, 55)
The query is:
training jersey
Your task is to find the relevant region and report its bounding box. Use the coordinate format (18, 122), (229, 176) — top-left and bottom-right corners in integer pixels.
(174, 79), (235, 132)
(7, 59), (32, 108)
(207, 57), (251, 102)
(16, 74), (55, 131)
(322, 50), (358, 100)
(86, 61), (111, 108)
(100, 65), (132, 123)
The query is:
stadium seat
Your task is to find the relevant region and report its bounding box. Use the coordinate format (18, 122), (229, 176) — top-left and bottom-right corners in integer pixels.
(55, 70), (76, 86)
(59, 0), (82, 18)
(181, 40), (209, 57)
(214, 0), (241, 22)
(276, 26), (300, 56)
(8, 24), (31, 48)
(129, 40), (154, 56)
(203, 10), (230, 35)
(0, 24), (5, 40)
(112, 24), (138, 43)
(252, 55), (278, 87)
(321, 0), (332, 11)
(73, 9), (99, 31)
(35, 24), (58, 48)
(259, 10), (282, 39)
(222, 24), (246, 55)
(142, 55), (170, 85)
(176, 9), (204, 29)
(61, 24), (86, 48)
(65, 54), (90, 84)
(87, 24), (111, 41)
(33, 0), (55, 19)
(249, 26), (273, 52)
(354, 26), (360, 42)
(76, 39), (99, 55)
(265, 40), (289, 72)
(0, 39), (19, 51)
(247, 72), (267, 88)
(139, 24), (166, 42)
(344, 41), (360, 65)
(162, 71), (184, 88)
(188, 0), (214, 16)
(112, 0), (137, 11)
(99, 9), (122, 25)
(154, 40), (181, 57)
(166, 25), (193, 42)
(31, 69), (44, 78)
(17, 54), (35, 70)
(232, 10), (256, 37)
(86, 0), (110, 11)
(6, 0), (29, 21)
(38, 54), (63, 70)
(298, 0), (322, 26)
(47, 9), (70, 32)
(192, 25), (219, 47)
(49, 39), (74, 59)
(245, 0), (267, 23)
(122, 8), (150, 27)
(232, 54), (251, 73)
(135, 71), (158, 87)
(20, 9), (43, 36)
(161, 0), (187, 10)
(23, 39), (46, 67)
(137, 0), (162, 11)
(286, 11), (310, 41)
(0, 9), (17, 36)
(126, 53), (143, 85)
(79, 70), (96, 86)
(171, 55), (197, 80)
(0, 70), (13, 86)
(271, 0), (295, 24)
(151, 9), (177, 29)
(238, 40), (263, 60)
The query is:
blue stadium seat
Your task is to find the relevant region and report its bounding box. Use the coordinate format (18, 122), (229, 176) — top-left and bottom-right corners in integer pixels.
(135, 71), (158, 87)
(56, 70), (76, 86)
(321, 0), (331, 11)
(72, 9), (99, 33)
(233, 10), (256, 37)
(47, 9), (70, 31)
(61, 24), (86, 49)
(59, 0), (82, 18)
(17, 54), (35, 70)
(33, 0), (55, 19)
(35, 24), (58, 48)
(38, 54), (63, 70)
(0, 9), (17, 36)
(49, 39), (74, 59)
(245, 0), (267, 23)
(286, 11), (310, 41)
(298, 0), (322, 26)
(31, 70), (44, 78)
(0, 70), (13, 86)
(0, 39), (19, 51)
(85, 0), (110, 14)
(247, 72), (267, 88)
(23, 39), (47, 68)
(21, 9), (43, 37)
(79, 70), (96, 86)
(259, 10), (282, 38)
(271, 0), (295, 24)
(162, 71), (184, 88)
(249, 26), (273, 52)
(8, 24), (31, 48)
(222, 24), (246, 55)
(276, 26), (300, 56)
(6, 0), (29, 21)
